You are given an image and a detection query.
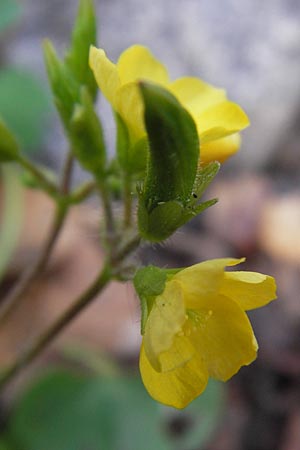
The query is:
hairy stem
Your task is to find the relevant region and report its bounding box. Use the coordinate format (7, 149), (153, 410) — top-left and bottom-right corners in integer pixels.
(123, 174), (132, 228)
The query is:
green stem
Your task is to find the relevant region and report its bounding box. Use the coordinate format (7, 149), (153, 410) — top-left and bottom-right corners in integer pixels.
(0, 151), (75, 325)
(0, 203), (68, 325)
(97, 178), (115, 239)
(60, 151), (74, 195)
(0, 263), (112, 390)
(114, 233), (141, 264)
(123, 174), (132, 228)
(0, 230), (142, 389)
(69, 180), (96, 204)
(17, 155), (58, 195)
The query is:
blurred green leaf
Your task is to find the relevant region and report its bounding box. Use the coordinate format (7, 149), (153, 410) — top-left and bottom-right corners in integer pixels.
(0, 69), (51, 152)
(0, 119), (20, 162)
(0, 166), (23, 282)
(0, 440), (14, 450)
(8, 370), (171, 450)
(0, 0), (21, 33)
(165, 380), (224, 450)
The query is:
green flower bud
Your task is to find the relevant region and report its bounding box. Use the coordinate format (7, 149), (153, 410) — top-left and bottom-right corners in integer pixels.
(0, 118), (19, 162)
(65, 0), (97, 100)
(43, 39), (79, 128)
(69, 87), (106, 176)
(137, 82), (218, 242)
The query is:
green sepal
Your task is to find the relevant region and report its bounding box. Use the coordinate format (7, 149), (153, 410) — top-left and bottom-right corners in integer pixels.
(134, 265), (183, 333)
(115, 112), (129, 169)
(115, 113), (147, 175)
(192, 161), (220, 201)
(139, 82), (199, 207)
(64, 0), (97, 100)
(0, 118), (19, 162)
(137, 82), (201, 241)
(138, 197), (217, 242)
(69, 87), (106, 176)
(138, 199), (185, 242)
(43, 40), (80, 128)
(134, 265), (167, 334)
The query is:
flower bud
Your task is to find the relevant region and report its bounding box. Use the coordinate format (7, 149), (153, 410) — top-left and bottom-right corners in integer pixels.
(137, 82), (218, 242)
(0, 119), (19, 162)
(69, 87), (106, 177)
(65, 0), (97, 100)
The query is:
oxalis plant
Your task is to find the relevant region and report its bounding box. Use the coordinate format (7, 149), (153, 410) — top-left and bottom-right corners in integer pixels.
(0, 0), (277, 409)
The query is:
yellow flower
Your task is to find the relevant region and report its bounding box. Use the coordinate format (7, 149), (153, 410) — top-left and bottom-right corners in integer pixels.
(139, 258), (276, 409)
(89, 45), (249, 163)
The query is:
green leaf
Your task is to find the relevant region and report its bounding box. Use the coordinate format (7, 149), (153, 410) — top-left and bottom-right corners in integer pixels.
(0, 119), (19, 162)
(0, 0), (21, 33)
(65, 0), (97, 99)
(8, 371), (171, 450)
(139, 82), (199, 209)
(0, 69), (51, 152)
(0, 440), (14, 450)
(0, 166), (23, 283)
(70, 87), (106, 176)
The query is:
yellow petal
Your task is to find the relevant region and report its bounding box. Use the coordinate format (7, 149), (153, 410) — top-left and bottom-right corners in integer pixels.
(89, 46), (120, 105)
(114, 82), (146, 142)
(187, 294), (258, 381)
(143, 280), (186, 371)
(195, 101), (250, 144)
(169, 77), (226, 117)
(220, 271), (277, 310)
(200, 133), (241, 164)
(140, 342), (208, 409)
(158, 333), (196, 373)
(173, 258), (244, 308)
(117, 45), (169, 85)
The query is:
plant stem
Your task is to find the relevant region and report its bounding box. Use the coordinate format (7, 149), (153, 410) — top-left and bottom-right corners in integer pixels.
(70, 180), (96, 204)
(0, 229), (141, 389)
(0, 151), (75, 325)
(60, 152), (74, 195)
(17, 155), (58, 195)
(97, 179), (115, 240)
(0, 203), (68, 325)
(123, 174), (132, 228)
(0, 263), (112, 390)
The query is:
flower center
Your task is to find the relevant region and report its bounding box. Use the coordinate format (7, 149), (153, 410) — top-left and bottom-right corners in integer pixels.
(185, 309), (213, 334)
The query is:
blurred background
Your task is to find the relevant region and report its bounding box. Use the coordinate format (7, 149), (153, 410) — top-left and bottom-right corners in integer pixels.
(0, 0), (300, 449)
